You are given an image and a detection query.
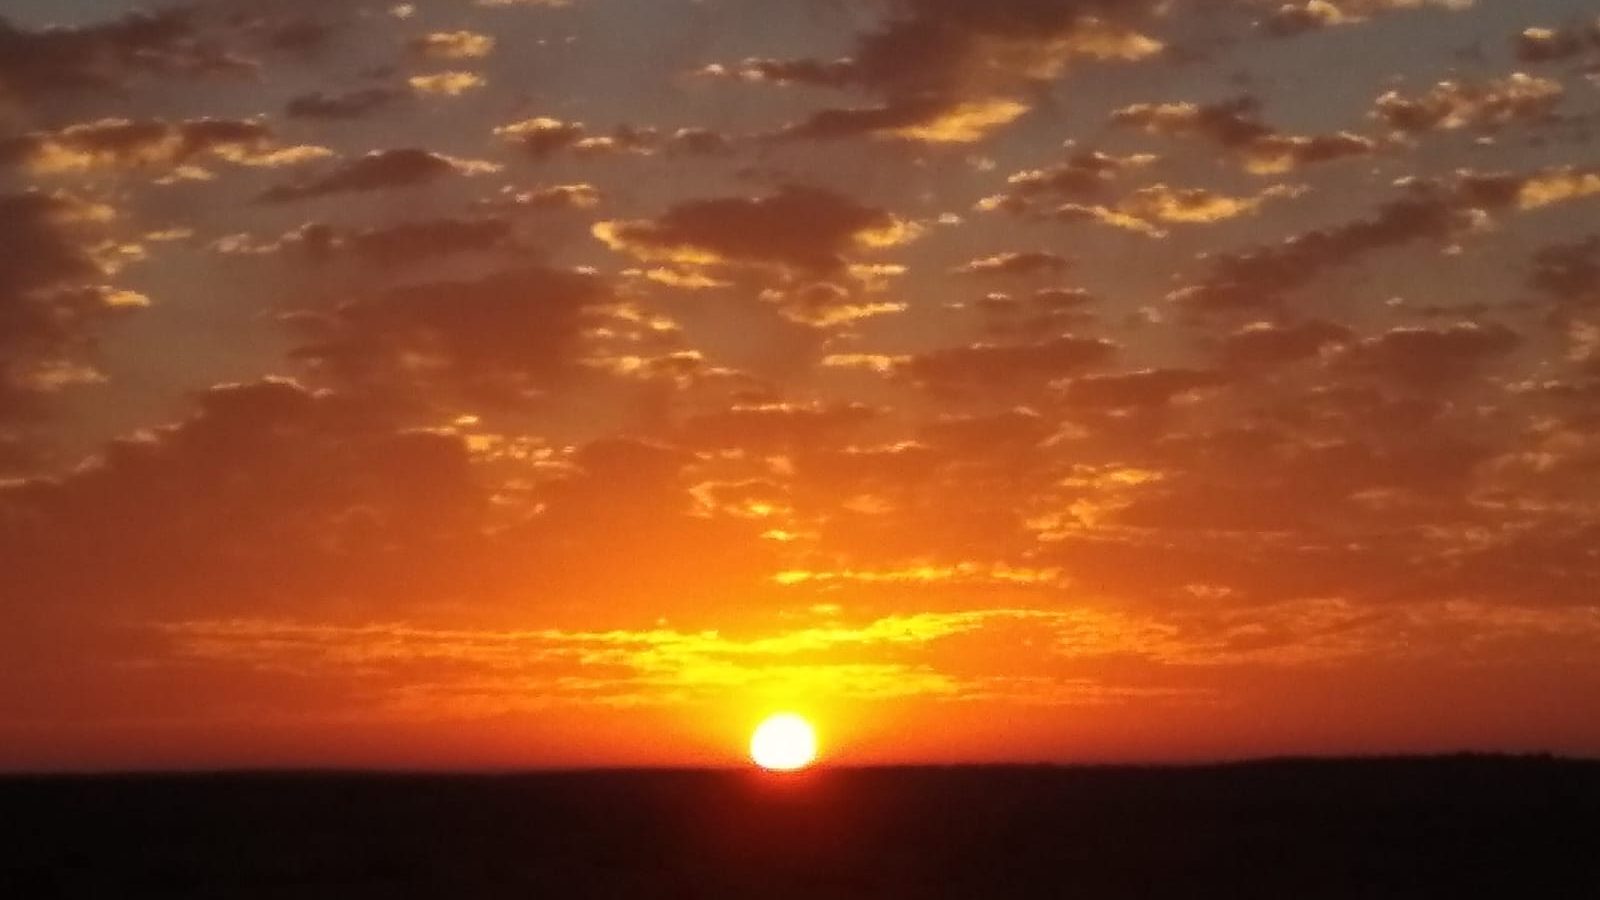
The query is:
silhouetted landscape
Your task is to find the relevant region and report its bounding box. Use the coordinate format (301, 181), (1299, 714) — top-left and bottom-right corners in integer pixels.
(5, 756), (1598, 898)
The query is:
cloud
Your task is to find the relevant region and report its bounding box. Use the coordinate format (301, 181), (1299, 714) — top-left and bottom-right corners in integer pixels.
(1261, 0), (1351, 35)
(144, 593), (1600, 721)
(1058, 368), (1222, 410)
(0, 9), (250, 102)
(1261, 0), (1477, 37)
(970, 287), (1098, 338)
(408, 30), (495, 60)
(258, 149), (499, 202)
(1218, 319), (1353, 368)
(664, 127), (734, 156)
(1373, 74), (1564, 134)
(1335, 322), (1520, 387)
(777, 96), (1029, 144)
(215, 217), (516, 267)
(902, 335), (1118, 392)
(0, 191), (143, 419)
(144, 606), (1208, 716)
(495, 116), (589, 158)
(989, 178), (1304, 237)
(1527, 236), (1600, 313)
(760, 282), (907, 328)
(977, 150), (1158, 212)
(285, 87), (403, 120)
(285, 266), (616, 406)
(408, 71), (487, 96)
(1123, 183), (1305, 224)
(481, 183), (602, 211)
(1513, 23), (1600, 63)
(1112, 96), (1377, 174)
(494, 117), (674, 159)
(1512, 167), (1600, 210)
(0, 379), (486, 617)
(954, 251), (1072, 278)
(761, 0), (1162, 96)
(1167, 184), (1472, 314)
(716, 0), (1165, 144)
(593, 185), (916, 276)
(0, 118), (331, 174)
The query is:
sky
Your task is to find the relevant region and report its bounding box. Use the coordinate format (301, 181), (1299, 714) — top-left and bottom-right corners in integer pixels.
(2, 0), (1599, 771)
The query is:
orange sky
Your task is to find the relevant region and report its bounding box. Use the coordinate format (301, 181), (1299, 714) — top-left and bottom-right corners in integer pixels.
(3, 0), (1600, 770)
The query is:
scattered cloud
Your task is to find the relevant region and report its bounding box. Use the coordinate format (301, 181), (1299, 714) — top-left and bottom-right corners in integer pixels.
(285, 87), (404, 120)
(285, 266), (616, 405)
(594, 186), (917, 277)
(258, 148), (499, 202)
(408, 30), (495, 60)
(1374, 73), (1564, 134)
(408, 71), (487, 96)
(953, 251), (1071, 278)
(1113, 96), (1377, 174)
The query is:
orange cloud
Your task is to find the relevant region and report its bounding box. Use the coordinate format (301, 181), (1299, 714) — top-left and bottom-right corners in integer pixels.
(0, 118), (331, 174)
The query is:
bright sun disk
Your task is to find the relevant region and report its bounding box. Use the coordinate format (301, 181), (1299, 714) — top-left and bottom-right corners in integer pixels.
(749, 713), (817, 771)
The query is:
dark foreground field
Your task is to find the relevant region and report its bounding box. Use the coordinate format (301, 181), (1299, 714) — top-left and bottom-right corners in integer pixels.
(4, 757), (1599, 898)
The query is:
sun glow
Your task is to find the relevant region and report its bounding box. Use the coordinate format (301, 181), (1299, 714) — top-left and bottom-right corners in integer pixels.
(749, 713), (818, 772)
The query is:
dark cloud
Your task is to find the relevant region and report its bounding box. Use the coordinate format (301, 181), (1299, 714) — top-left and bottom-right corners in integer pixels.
(720, 0), (1164, 144)
(1335, 322), (1521, 388)
(1113, 96), (1377, 174)
(738, 0), (1162, 98)
(254, 15), (337, 56)
(258, 148), (497, 202)
(665, 127), (734, 156)
(0, 378), (485, 618)
(594, 185), (915, 275)
(1058, 368), (1222, 411)
(902, 335), (1117, 393)
(1217, 319), (1353, 369)
(0, 191), (142, 420)
(285, 266), (614, 406)
(1528, 235), (1600, 313)
(0, 9), (251, 102)
(1513, 23), (1600, 63)
(1168, 186), (1470, 314)
(972, 287), (1098, 339)
(494, 117), (682, 159)
(238, 217), (517, 267)
(977, 150), (1157, 213)
(284, 87), (403, 120)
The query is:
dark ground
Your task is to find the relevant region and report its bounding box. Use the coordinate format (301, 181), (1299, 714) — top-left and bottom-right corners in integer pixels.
(4, 756), (1599, 898)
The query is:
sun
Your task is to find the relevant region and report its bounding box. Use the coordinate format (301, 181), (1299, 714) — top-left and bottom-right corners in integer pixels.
(749, 713), (818, 772)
